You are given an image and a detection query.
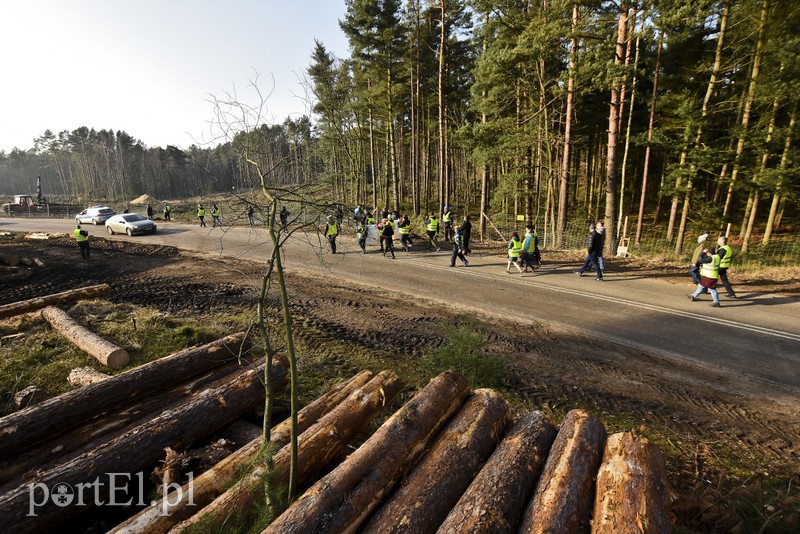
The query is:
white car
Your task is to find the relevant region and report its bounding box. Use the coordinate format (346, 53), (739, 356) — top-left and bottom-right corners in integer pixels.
(75, 206), (116, 225)
(105, 213), (157, 236)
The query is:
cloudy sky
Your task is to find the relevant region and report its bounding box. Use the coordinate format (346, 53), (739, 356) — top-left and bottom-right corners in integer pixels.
(0, 0), (350, 152)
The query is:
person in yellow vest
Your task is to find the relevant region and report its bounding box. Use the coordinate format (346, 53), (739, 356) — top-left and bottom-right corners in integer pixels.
(521, 226), (538, 273)
(73, 224), (90, 260)
(506, 232), (524, 274)
(197, 204), (206, 227)
(689, 247), (721, 307)
(324, 215), (339, 254)
(715, 236), (737, 298)
(442, 205), (453, 241)
(398, 215), (413, 252)
(380, 218), (396, 259)
(163, 202), (171, 222)
(424, 213), (440, 252)
(211, 204), (221, 227)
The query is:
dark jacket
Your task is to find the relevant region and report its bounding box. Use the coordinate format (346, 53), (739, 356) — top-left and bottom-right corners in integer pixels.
(461, 220), (472, 240)
(587, 230), (601, 254)
(595, 227), (606, 256)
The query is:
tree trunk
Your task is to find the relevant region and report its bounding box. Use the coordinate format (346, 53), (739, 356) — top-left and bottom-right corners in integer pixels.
(0, 362), (276, 533)
(67, 366), (109, 387)
(518, 409), (607, 534)
(0, 254), (20, 266)
(437, 411), (557, 534)
(41, 306), (130, 369)
(635, 32), (663, 246)
(362, 389), (509, 534)
(604, 3), (628, 251)
(722, 0), (768, 220)
(617, 21), (640, 237)
(111, 370), (374, 534)
(0, 283), (109, 320)
(174, 370), (404, 533)
(263, 371), (471, 534)
(0, 265), (20, 273)
(0, 332), (251, 459)
(0, 358), (277, 492)
(591, 432), (670, 534)
(763, 101), (797, 244)
(557, 3), (579, 248)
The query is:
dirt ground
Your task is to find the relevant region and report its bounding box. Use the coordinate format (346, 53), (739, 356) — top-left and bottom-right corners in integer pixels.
(2, 232), (799, 531)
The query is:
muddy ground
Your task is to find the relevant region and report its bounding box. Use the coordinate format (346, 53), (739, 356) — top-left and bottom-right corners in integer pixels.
(1, 233), (799, 531)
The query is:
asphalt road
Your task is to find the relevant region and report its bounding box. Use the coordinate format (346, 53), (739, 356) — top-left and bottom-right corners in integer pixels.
(3, 217), (799, 392)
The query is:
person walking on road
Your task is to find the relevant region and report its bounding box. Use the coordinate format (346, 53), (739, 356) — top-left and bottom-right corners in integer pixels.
(74, 224), (90, 260)
(574, 222), (603, 281)
(197, 204), (206, 227)
(247, 205), (255, 226)
(506, 232), (524, 273)
(324, 215), (339, 254)
(211, 204), (221, 227)
(398, 215), (413, 252)
(425, 213), (441, 251)
(146, 203), (153, 220)
(716, 236), (737, 298)
(461, 215), (472, 255)
(521, 226), (538, 273)
(442, 205), (453, 241)
(381, 218), (396, 259)
(595, 221), (606, 274)
(450, 225), (469, 267)
(690, 233), (709, 285)
(355, 220), (367, 253)
(163, 202), (171, 221)
(689, 247), (722, 307)
(280, 206), (289, 229)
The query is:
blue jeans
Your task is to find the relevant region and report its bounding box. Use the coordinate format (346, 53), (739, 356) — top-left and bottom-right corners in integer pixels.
(579, 252), (602, 279)
(692, 284), (719, 303)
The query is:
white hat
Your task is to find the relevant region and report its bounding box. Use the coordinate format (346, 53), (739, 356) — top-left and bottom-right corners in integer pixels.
(698, 233), (709, 244)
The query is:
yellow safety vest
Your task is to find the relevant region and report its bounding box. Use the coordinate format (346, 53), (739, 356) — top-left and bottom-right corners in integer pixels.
(524, 234), (537, 252)
(399, 221), (410, 234)
(442, 211), (451, 223)
(718, 245), (732, 269)
(427, 218), (439, 232)
(212, 207), (220, 217)
(73, 228), (87, 242)
(508, 238), (523, 258)
(198, 207), (205, 217)
(326, 223), (338, 236)
(701, 254), (721, 279)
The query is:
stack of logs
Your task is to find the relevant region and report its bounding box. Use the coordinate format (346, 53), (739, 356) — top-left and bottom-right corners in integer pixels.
(0, 252), (45, 283)
(0, 332), (292, 533)
(111, 371), (670, 534)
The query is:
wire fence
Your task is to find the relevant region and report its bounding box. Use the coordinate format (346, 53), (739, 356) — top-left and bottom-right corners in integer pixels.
(479, 214), (799, 273)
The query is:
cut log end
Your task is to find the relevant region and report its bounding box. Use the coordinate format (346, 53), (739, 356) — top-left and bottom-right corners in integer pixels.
(106, 348), (130, 369)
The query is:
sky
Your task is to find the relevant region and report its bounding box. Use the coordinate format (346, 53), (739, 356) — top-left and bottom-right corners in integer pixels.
(0, 0), (350, 153)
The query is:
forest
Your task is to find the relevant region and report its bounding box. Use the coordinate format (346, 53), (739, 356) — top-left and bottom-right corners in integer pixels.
(1, 0), (797, 256)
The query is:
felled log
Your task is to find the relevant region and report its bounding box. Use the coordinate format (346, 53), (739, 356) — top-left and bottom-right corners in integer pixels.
(0, 270), (32, 284)
(263, 370), (471, 534)
(13, 386), (49, 409)
(591, 432), (671, 534)
(0, 332), (251, 459)
(174, 370), (404, 533)
(0, 358), (273, 490)
(0, 361), (276, 532)
(19, 257), (34, 267)
(218, 419), (263, 447)
(110, 370), (375, 534)
(1, 253), (20, 266)
(518, 409), (607, 534)
(0, 283), (109, 320)
(67, 366), (110, 387)
(0, 265), (19, 273)
(437, 411), (558, 534)
(41, 306), (130, 368)
(362, 388), (510, 534)
(33, 258), (46, 268)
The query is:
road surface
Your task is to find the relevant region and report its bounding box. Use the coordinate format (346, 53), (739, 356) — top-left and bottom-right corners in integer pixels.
(3, 217), (799, 392)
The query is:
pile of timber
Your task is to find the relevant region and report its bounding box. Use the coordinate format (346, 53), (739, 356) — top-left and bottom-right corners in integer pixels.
(0, 332), (294, 533)
(0, 253), (45, 283)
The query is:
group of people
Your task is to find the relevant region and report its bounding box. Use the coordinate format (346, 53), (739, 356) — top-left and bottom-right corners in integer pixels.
(688, 234), (737, 307)
(196, 203), (221, 228)
(506, 226), (543, 274)
(573, 221), (606, 281)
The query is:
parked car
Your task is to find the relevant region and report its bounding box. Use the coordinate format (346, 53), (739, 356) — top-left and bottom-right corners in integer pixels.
(105, 213), (157, 236)
(75, 206), (116, 225)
